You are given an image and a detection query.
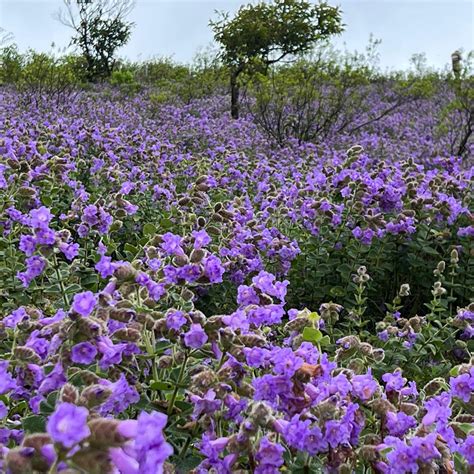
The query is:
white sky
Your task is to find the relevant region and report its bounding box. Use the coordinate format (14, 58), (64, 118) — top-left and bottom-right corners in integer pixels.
(1, 0), (473, 70)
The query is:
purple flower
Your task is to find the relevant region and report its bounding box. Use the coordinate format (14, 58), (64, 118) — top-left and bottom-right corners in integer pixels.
(0, 361), (17, 394)
(70, 342), (97, 364)
(47, 403), (90, 448)
(4, 307), (28, 328)
(381, 438), (418, 473)
(203, 255), (225, 283)
(382, 370), (406, 392)
(351, 370), (378, 400)
(192, 229), (211, 249)
(324, 419), (351, 448)
(166, 310), (187, 330)
(95, 255), (118, 278)
(459, 434), (474, 465)
(19, 234), (36, 256)
(160, 232), (184, 256)
(134, 411), (173, 474)
(450, 372), (473, 402)
(99, 374), (139, 415)
(255, 436), (284, 473)
(0, 401), (7, 419)
(183, 324), (208, 349)
(72, 291), (97, 317)
(189, 390), (221, 419)
(386, 411), (416, 437)
(410, 433), (440, 463)
(272, 348), (303, 377)
(38, 363), (66, 395)
(237, 285), (260, 306)
(82, 205), (98, 225)
(29, 206), (53, 229)
(17, 256), (46, 287)
(59, 242), (79, 261)
(422, 392), (452, 426)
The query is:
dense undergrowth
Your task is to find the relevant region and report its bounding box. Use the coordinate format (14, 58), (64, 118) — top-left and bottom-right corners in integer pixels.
(0, 55), (473, 474)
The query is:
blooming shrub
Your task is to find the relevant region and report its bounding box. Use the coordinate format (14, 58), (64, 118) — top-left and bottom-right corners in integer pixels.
(0, 88), (472, 473)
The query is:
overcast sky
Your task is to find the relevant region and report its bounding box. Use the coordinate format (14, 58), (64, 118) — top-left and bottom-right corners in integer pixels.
(1, 0), (473, 70)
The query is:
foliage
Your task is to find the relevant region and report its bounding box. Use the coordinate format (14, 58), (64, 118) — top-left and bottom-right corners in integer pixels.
(0, 84), (472, 472)
(211, 0), (343, 118)
(56, 0), (135, 81)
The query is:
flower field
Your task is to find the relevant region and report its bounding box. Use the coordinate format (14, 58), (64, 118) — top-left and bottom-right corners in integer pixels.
(0, 87), (473, 473)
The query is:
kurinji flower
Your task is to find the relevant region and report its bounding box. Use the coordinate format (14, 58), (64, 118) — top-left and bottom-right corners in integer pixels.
(19, 234), (36, 256)
(82, 204), (99, 225)
(0, 362), (17, 394)
(166, 310), (187, 330)
(410, 433), (440, 462)
(160, 232), (184, 256)
(190, 390), (221, 419)
(47, 402), (90, 448)
(70, 342), (97, 364)
(95, 255), (119, 278)
(272, 348), (303, 377)
(97, 336), (128, 369)
(59, 242), (79, 261)
(203, 255), (225, 283)
(383, 437), (418, 474)
(17, 256), (46, 287)
(459, 435), (474, 465)
(324, 419), (351, 448)
(351, 370), (379, 400)
(72, 291), (97, 317)
(237, 284), (260, 306)
(99, 374), (139, 415)
(255, 437), (284, 473)
(422, 392), (452, 426)
(385, 411), (416, 436)
(35, 227), (56, 245)
(134, 411), (173, 474)
(183, 324), (208, 348)
(29, 206), (53, 229)
(38, 363), (66, 395)
(382, 370), (406, 392)
(4, 307), (28, 328)
(192, 229), (211, 249)
(450, 372), (473, 402)
(0, 401), (7, 419)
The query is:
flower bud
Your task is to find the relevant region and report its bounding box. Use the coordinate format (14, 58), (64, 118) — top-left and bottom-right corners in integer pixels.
(79, 385), (112, 408)
(400, 402), (419, 416)
(60, 383), (79, 404)
(88, 418), (129, 448)
(399, 284), (410, 297)
(190, 249), (205, 263)
(247, 401), (275, 428)
(423, 378), (444, 396)
(157, 355), (173, 369)
(5, 448), (34, 474)
(13, 346), (42, 364)
(109, 308), (135, 323)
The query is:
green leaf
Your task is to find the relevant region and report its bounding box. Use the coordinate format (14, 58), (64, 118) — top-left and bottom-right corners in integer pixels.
(457, 423), (474, 435)
(150, 380), (174, 391)
(23, 415), (46, 433)
(143, 223), (157, 237)
(302, 327), (322, 344)
(319, 335), (331, 347)
(160, 218), (173, 229)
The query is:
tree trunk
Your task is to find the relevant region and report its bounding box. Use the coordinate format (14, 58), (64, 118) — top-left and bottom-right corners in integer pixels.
(230, 68), (240, 119)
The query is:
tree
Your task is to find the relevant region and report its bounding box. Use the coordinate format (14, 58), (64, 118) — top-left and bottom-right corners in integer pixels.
(56, 0), (134, 81)
(210, 0), (343, 119)
(0, 27), (14, 48)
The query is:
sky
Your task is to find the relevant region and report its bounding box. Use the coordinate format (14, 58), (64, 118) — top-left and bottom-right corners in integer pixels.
(1, 0), (473, 71)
